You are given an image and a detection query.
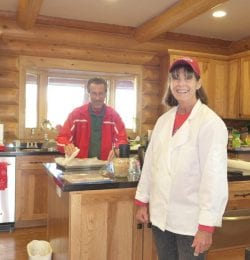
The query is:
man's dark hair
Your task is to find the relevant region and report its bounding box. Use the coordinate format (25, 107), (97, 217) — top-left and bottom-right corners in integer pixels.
(87, 77), (108, 93)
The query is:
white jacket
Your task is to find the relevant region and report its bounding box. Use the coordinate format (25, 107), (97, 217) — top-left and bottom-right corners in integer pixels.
(135, 100), (228, 235)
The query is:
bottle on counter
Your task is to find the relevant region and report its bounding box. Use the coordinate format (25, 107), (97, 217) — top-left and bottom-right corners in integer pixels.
(128, 156), (141, 180)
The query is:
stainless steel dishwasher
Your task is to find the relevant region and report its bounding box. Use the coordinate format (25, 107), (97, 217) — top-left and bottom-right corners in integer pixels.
(0, 156), (15, 231)
(211, 208), (250, 249)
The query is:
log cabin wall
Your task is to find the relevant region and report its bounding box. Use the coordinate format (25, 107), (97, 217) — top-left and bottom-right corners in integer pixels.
(0, 16), (235, 143)
(0, 54), (19, 142)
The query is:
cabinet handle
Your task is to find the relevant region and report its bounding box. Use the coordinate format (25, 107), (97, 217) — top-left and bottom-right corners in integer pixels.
(137, 223), (143, 229)
(234, 192), (250, 198)
(29, 162), (42, 164)
(223, 215), (250, 221)
(147, 222), (152, 228)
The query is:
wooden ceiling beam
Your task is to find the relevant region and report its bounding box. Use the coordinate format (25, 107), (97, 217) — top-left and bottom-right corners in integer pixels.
(17, 0), (43, 30)
(134, 0), (229, 42)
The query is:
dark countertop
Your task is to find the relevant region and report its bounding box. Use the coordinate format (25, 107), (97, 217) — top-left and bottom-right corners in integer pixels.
(228, 148), (250, 154)
(44, 163), (139, 192)
(227, 173), (250, 182)
(0, 147), (60, 156)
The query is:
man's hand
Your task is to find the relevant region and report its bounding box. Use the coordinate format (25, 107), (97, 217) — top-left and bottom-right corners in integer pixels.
(64, 143), (76, 157)
(135, 205), (149, 224)
(192, 230), (213, 256)
(107, 148), (119, 161)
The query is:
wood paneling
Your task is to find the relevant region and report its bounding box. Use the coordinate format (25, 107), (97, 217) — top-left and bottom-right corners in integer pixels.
(0, 88), (19, 104)
(0, 55), (19, 71)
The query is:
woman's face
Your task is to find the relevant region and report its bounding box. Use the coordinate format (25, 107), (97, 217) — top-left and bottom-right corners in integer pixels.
(170, 67), (201, 105)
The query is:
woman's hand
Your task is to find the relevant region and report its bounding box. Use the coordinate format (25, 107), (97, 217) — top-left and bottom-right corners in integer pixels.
(136, 205), (149, 224)
(192, 230), (213, 256)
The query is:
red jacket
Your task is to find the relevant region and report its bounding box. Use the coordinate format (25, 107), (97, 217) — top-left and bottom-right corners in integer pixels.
(56, 103), (128, 160)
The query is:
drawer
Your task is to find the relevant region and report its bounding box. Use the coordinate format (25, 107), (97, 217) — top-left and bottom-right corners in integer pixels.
(227, 181), (250, 210)
(16, 155), (56, 170)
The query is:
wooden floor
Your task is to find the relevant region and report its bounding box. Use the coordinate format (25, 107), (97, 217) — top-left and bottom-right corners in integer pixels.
(0, 226), (47, 260)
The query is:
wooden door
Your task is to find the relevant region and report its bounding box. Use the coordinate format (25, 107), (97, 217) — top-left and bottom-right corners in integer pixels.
(227, 59), (240, 118)
(15, 155), (55, 227)
(207, 59), (228, 118)
(240, 56), (250, 118)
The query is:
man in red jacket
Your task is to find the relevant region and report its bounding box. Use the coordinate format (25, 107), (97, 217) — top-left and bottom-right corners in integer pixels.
(56, 77), (128, 161)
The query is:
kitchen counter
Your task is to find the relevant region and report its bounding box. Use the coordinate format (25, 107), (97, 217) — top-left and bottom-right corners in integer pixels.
(0, 147), (60, 156)
(227, 172), (250, 181)
(228, 148), (250, 154)
(44, 163), (139, 192)
(44, 162), (250, 192)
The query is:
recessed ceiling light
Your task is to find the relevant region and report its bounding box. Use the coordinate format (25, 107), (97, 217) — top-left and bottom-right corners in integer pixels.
(212, 10), (227, 18)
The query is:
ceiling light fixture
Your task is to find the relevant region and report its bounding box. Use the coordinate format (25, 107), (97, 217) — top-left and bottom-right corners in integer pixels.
(212, 10), (227, 18)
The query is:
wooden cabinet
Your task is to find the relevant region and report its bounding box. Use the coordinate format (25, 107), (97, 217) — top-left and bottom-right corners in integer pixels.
(47, 180), (158, 260)
(15, 155), (56, 227)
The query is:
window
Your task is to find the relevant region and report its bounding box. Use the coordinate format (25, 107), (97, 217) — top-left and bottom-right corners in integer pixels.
(25, 73), (38, 128)
(114, 79), (136, 130)
(24, 70), (138, 132)
(47, 76), (88, 126)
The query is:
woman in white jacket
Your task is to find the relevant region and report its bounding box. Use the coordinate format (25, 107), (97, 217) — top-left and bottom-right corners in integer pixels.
(135, 57), (228, 260)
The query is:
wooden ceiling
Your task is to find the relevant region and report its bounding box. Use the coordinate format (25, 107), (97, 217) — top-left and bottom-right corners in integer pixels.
(0, 0), (250, 55)
(16, 0), (228, 42)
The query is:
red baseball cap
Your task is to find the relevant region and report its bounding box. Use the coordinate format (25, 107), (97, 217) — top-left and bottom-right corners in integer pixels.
(169, 57), (200, 76)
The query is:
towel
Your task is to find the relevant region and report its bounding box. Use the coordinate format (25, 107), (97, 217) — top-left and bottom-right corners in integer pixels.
(0, 162), (7, 190)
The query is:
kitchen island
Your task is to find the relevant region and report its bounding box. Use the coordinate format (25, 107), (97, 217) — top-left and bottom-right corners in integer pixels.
(44, 163), (157, 260)
(45, 162), (250, 260)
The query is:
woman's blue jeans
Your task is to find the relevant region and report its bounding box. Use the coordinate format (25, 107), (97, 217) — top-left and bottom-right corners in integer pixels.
(152, 225), (206, 260)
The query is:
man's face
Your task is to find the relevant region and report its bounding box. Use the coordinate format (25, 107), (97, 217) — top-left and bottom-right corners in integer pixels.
(88, 83), (107, 110)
